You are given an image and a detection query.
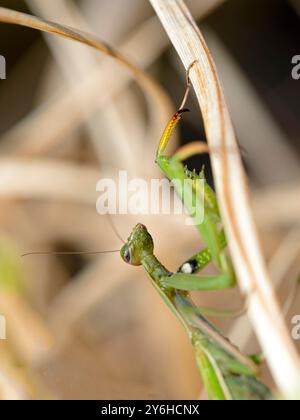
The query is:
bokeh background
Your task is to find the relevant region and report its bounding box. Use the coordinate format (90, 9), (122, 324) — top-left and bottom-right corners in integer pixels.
(0, 0), (299, 400)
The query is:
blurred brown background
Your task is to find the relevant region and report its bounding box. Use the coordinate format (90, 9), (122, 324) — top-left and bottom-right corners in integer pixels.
(0, 0), (299, 400)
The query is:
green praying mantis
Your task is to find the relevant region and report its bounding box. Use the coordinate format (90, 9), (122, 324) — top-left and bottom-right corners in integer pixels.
(22, 64), (273, 400)
(120, 65), (272, 400)
(1, 5), (294, 400)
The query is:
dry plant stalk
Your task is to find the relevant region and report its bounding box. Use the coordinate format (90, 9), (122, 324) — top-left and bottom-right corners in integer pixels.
(149, 0), (300, 398)
(0, 3), (224, 158)
(0, 6), (171, 136)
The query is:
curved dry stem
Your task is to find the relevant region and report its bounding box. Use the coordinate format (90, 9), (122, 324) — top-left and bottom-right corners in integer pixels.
(149, 0), (300, 397)
(0, 6), (137, 74)
(0, 6), (171, 154)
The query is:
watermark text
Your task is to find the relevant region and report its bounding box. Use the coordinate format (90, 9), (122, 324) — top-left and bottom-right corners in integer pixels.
(291, 315), (300, 340)
(292, 55), (300, 80)
(0, 55), (6, 80)
(96, 171), (205, 225)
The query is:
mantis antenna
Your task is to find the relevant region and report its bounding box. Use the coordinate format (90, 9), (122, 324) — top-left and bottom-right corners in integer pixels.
(21, 250), (120, 257)
(22, 197), (126, 257)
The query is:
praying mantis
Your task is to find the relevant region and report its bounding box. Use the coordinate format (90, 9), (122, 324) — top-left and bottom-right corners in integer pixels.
(21, 62), (273, 400)
(120, 64), (272, 400)
(1, 5), (293, 400)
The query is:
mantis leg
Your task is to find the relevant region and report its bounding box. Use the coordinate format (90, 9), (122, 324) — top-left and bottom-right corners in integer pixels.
(175, 249), (242, 317)
(155, 62), (236, 293)
(161, 271), (236, 291)
(177, 247), (212, 274)
(177, 228), (227, 275)
(169, 246), (236, 291)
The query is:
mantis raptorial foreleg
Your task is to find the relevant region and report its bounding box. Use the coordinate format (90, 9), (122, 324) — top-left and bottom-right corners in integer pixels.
(177, 246), (212, 274)
(161, 271), (236, 291)
(176, 227), (227, 275)
(155, 107), (236, 293)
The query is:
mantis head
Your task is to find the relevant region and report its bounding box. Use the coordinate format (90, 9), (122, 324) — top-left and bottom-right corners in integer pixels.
(120, 224), (154, 266)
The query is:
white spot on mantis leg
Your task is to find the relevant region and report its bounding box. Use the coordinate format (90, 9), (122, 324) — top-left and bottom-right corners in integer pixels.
(181, 263), (193, 274)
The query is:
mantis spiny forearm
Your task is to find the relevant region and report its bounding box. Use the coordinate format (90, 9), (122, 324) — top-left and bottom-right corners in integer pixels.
(155, 107), (236, 291)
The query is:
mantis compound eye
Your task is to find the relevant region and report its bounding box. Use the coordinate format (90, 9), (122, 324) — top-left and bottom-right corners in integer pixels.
(123, 247), (130, 263)
(121, 245), (131, 264)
